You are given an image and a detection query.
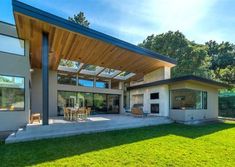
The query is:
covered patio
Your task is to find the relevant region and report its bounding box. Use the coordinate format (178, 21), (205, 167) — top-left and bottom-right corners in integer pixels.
(6, 114), (172, 143)
(12, 0), (176, 125)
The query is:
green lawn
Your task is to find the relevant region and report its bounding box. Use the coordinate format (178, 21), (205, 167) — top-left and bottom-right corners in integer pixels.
(1, 122), (235, 167)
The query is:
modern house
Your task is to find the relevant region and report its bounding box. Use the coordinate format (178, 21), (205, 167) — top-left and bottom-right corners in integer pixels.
(0, 0), (227, 131)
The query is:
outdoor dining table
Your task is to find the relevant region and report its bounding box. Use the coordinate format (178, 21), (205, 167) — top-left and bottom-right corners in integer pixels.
(65, 107), (87, 121)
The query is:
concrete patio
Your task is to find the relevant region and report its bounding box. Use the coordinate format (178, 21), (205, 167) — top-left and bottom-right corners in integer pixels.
(6, 114), (173, 143)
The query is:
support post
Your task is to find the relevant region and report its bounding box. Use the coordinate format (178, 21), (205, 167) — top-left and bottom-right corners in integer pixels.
(42, 32), (49, 125)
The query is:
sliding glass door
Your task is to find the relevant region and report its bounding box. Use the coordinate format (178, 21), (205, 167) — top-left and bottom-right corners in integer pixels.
(57, 91), (77, 115)
(107, 95), (119, 114)
(94, 93), (107, 114)
(57, 91), (120, 115)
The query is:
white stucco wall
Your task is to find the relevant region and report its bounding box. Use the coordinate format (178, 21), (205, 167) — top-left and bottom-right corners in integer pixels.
(130, 85), (169, 116)
(0, 22), (30, 131)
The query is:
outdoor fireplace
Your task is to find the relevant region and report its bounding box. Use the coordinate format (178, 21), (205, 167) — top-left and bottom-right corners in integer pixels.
(151, 103), (159, 114)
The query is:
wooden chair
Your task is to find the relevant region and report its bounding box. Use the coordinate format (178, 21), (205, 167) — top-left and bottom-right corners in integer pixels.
(77, 108), (86, 120)
(30, 113), (41, 123)
(63, 108), (70, 120)
(84, 107), (91, 119)
(70, 109), (77, 121)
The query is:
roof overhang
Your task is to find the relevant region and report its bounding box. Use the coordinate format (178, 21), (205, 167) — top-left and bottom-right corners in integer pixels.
(12, 0), (176, 81)
(128, 75), (230, 90)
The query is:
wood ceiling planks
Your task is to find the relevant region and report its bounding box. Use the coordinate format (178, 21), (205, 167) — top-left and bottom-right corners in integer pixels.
(14, 12), (175, 81)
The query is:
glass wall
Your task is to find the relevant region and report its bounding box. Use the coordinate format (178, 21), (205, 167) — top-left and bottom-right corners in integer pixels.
(57, 73), (76, 85)
(171, 89), (207, 110)
(94, 93), (107, 113)
(57, 73), (113, 89)
(0, 75), (25, 111)
(57, 91), (120, 115)
(0, 34), (25, 56)
(78, 78), (94, 87)
(107, 95), (120, 113)
(95, 79), (109, 88)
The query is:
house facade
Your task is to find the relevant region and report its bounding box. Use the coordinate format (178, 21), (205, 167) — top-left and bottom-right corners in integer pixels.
(0, 1), (227, 131)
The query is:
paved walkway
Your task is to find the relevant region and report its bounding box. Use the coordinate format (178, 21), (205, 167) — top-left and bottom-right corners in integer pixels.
(6, 114), (173, 143)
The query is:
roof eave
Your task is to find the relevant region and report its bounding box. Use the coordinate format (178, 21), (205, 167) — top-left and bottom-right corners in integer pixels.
(12, 0), (176, 65)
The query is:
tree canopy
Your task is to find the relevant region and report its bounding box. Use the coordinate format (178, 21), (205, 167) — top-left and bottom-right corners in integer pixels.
(68, 12), (90, 27)
(139, 31), (235, 85)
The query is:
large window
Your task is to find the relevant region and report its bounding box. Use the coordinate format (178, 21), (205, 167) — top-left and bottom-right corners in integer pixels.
(171, 89), (207, 110)
(57, 73), (76, 85)
(0, 75), (25, 111)
(0, 34), (24, 56)
(95, 79), (109, 88)
(78, 78), (94, 87)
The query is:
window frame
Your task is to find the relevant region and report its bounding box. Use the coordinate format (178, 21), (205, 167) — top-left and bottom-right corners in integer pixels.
(202, 91), (208, 109)
(0, 74), (25, 112)
(0, 33), (25, 57)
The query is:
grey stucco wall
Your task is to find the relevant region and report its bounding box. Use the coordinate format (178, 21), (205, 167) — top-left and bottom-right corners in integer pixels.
(31, 69), (124, 117)
(0, 22), (30, 131)
(31, 69), (57, 117)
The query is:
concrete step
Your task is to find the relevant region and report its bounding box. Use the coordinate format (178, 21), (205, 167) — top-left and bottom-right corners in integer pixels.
(6, 116), (173, 144)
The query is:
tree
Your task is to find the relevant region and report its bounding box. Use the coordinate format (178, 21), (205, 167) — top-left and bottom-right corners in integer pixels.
(139, 31), (212, 78)
(68, 12), (90, 27)
(205, 41), (235, 84)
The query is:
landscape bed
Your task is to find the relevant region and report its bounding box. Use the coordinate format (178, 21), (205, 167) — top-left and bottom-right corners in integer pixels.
(0, 122), (235, 167)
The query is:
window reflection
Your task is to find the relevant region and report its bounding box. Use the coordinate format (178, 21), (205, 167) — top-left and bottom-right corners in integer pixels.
(57, 73), (76, 85)
(57, 91), (120, 115)
(0, 34), (24, 56)
(0, 75), (25, 111)
(171, 89), (207, 110)
(78, 78), (94, 87)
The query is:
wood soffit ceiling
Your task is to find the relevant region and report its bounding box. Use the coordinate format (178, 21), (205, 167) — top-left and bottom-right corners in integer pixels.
(14, 12), (175, 80)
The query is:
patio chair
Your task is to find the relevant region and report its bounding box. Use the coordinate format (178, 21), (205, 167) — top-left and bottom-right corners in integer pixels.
(30, 113), (40, 123)
(77, 108), (86, 120)
(85, 107), (91, 119)
(63, 108), (70, 120)
(71, 109), (77, 121)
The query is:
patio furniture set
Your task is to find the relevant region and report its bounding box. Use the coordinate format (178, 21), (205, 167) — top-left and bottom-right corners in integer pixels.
(63, 107), (91, 121)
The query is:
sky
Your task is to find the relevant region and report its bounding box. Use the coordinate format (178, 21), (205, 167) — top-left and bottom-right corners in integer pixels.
(1, 0), (235, 45)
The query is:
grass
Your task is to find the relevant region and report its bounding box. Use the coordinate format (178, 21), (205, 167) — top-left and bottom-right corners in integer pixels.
(0, 122), (235, 167)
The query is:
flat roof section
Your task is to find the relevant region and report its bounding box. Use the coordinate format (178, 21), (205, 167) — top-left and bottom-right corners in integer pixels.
(12, 0), (176, 81)
(128, 75), (229, 90)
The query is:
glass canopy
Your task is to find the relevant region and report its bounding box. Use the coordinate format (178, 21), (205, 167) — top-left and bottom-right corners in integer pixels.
(58, 59), (83, 73)
(58, 59), (135, 80)
(99, 68), (121, 78)
(80, 64), (104, 75)
(114, 71), (136, 80)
